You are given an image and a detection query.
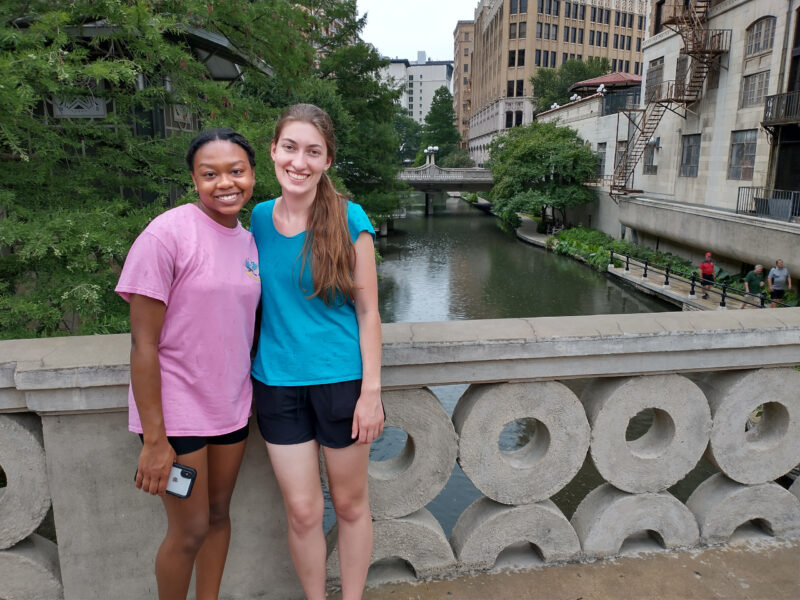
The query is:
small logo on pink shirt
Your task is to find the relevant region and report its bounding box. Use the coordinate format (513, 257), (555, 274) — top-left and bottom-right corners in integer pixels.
(245, 258), (260, 281)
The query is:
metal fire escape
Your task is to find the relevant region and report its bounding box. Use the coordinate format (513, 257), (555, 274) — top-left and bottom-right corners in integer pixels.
(610, 0), (731, 199)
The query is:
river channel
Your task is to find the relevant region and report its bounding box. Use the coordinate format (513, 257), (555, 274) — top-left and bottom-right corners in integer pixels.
(327, 192), (696, 536)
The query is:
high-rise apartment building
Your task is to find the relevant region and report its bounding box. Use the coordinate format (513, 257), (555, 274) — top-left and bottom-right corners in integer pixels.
(454, 21), (475, 148)
(380, 52), (454, 124)
(466, 0), (647, 165)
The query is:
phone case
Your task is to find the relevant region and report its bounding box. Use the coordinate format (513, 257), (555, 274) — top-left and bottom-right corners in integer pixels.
(166, 463), (197, 498)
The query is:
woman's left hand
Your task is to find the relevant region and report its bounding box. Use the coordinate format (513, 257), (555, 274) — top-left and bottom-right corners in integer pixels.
(352, 388), (384, 445)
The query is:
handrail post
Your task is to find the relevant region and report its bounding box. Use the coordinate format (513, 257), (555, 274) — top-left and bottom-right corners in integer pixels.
(643, 259), (649, 278)
(609, 249), (614, 267)
(720, 283), (727, 308)
(760, 292), (766, 308)
(664, 265), (670, 287)
(625, 254), (630, 271)
(689, 273), (697, 297)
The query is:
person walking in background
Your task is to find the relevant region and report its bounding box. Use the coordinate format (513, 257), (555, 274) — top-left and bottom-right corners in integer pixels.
(743, 264), (765, 307)
(699, 252), (715, 299)
(768, 259), (792, 307)
(116, 128), (260, 600)
(250, 104), (383, 600)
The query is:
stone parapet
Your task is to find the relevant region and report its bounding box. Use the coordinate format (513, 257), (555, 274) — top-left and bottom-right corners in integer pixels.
(1, 309), (800, 598)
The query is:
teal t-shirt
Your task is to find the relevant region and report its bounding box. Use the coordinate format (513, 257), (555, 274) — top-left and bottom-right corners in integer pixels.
(250, 198), (375, 386)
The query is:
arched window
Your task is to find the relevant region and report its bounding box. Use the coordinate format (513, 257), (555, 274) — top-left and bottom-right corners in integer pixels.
(746, 17), (776, 57)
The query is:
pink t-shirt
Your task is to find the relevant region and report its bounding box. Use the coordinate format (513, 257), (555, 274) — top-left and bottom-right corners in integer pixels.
(116, 203), (261, 436)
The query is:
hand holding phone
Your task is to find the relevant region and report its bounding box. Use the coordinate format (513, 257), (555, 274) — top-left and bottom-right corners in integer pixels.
(135, 462), (197, 498)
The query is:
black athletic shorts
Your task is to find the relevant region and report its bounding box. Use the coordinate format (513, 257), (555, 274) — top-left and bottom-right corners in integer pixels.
(253, 378), (363, 448)
(701, 273), (714, 285)
(772, 289), (786, 299)
(138, 423), (249, 456)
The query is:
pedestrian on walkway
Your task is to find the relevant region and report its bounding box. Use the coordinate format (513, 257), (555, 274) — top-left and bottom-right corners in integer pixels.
(742, 264), (764, 308)
(768, 259), (792, 307)
(699, 252), (715, 299)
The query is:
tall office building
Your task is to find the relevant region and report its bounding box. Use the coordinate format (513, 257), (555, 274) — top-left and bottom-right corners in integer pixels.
(454, 21), (475, 149)
(380, 52), (454, 124)
(467, 0), (647, 165)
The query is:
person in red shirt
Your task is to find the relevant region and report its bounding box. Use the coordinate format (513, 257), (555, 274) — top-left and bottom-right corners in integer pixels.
(699, 252), (715, 299)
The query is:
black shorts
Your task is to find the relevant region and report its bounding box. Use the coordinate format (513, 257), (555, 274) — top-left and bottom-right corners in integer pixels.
(253, 378), (362, 448)
(772, 289), (786, 299)
(138, 423), (249, 456)
(701, 273), (714, 285)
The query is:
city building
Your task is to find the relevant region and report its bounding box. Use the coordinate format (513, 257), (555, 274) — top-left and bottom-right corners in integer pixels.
(466, 0), (647, 165)
(454, 21), (475, 148)
(529, 0), (800, 272)
(380, 52), (454, 124)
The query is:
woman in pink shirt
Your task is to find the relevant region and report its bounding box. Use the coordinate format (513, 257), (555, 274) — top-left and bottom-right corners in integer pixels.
(116, 128), (261, 599)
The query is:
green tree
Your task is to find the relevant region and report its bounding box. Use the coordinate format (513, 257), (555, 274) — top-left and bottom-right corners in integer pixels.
(439, 148), (474, 168)
(487, 121), (598, 227)
(394, 110), (422, 165)
(0, 0), (352, 339)
(414, 86), (461, 166)
(530, 57), (611, 113)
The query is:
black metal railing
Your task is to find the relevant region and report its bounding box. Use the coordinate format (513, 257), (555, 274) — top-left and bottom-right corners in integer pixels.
(763, 91), (800, 125)
(737, 186), (800, 222)
(602, 88), (642, 116)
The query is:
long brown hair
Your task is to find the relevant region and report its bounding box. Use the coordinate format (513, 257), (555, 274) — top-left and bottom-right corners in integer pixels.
(273, 103), (357, 305)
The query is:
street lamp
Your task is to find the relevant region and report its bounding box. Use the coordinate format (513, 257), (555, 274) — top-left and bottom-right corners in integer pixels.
(424, 145), (439, 166)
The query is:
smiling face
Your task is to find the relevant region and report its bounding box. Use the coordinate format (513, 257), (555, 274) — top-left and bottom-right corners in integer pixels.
(271, 121), (332, 203)
(191, 140), (255, 228)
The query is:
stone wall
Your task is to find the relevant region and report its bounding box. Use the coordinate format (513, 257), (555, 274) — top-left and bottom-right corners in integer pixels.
(2, 309), (800, 598)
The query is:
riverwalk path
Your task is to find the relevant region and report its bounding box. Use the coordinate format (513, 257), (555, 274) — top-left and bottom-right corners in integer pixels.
(515, 217), (760, 312)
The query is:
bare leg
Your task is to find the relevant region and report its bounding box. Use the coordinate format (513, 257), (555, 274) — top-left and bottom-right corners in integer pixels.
(324, 443), (372, 600)
(267, 440), (327, 600)
(195, 440), (247, 600)
(155, 448), (210, 600)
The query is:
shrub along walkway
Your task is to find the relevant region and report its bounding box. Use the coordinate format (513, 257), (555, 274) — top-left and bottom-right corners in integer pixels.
(515, 217), (759, 311)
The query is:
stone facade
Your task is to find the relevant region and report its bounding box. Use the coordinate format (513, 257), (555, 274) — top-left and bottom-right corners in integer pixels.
(453, 20), (475, 147)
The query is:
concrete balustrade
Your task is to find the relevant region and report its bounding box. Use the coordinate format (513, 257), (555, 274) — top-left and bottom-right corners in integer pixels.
(2, 309), (800, 599)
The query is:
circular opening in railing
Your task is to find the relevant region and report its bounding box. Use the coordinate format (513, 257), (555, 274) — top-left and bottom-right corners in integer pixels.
(368, 427), (413, 481)
(619, 529), (665, 555)
(498, 418), (550, 468)
(625, 408), (675, 457)
(493, 541), (544, 570)
(0, 464), (5, 501)
(744, 402), (789, 448)
(366, 556), (417, 586)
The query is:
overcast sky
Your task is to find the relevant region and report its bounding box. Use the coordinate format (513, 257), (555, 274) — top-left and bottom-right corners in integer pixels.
(357, 0), (476, 62)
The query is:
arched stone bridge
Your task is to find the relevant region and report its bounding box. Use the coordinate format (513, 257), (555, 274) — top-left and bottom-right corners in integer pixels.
(398, 163), (494, 193)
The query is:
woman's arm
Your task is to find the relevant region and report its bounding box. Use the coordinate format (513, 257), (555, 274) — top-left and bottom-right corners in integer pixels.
(351, 231), (384, 445)
(129, 293), (175, 495)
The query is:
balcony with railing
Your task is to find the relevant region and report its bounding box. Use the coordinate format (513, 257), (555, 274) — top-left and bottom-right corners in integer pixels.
(763, 91), (800, 127)
(737, 186), (800, 222)
(601, 88), (641, 116)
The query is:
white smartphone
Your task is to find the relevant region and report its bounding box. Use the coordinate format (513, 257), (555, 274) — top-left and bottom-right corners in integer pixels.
(166, 463), (197, 498)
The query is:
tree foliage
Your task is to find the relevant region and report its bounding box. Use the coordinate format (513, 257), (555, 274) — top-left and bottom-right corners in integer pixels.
(394, 110), (422, 165)
(414, 86), (461, 166)
(530, 57), (611, 113)
(0, 0), (403, 339)
(487, 121), (598, 226)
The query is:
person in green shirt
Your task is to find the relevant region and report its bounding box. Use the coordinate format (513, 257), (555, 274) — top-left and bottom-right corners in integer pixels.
(743, 264), (764, 307)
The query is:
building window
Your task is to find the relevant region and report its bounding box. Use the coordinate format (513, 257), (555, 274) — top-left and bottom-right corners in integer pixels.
(507, 80), (515, 97)
(613, 34), (619, 49)
(465, 32), (470, 41)
(552, 25), (558, 40)
(562, 52), (568, 64)
(510, 0), (519, 14)
(517, 79), (524, 96)
(636, 37), (641, 51)
(615, 11), (620, 26)
(544, 23), (550, 38)
(518, 49), (526, 66)
(571, 27), (577, 43)
(680, 134), (701, 177)
(464, 63), (469, 72)
(580, 4), (585, 19)
(728, 129), (757, 180)
(578, 28), (584, 44)
(538, 0), (544, 13)
(521, 0), (529, 12)
(603, 32), (608, 47)
(612, 58), (617, 71)
(536, 22), (543, 38)
(535, 49), (541, 66)
(509, 50), (516, 67)
(638, 15), (644, 30)
(409, 75), (413, 80)
(624, 60), (630, 72)
(596, 142), (606, 178)
(590, 6), (596, 21)
(506, 111), (514, 128)
(564, 26), (570, 42)
(741, 71), (769, 108)
(464, 76), (468, 84)
(465, 48), (470, 56)
(605, 9), (610, 24)
(519, 22), (527, 38)
(589, 30), (595, 45)
(746, 17), (776, 57)
(515, 110), (523, 125)
(643, 145), (657, 175)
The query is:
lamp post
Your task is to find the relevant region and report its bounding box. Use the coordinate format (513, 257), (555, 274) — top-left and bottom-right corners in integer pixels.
(424, 145), (439, 166)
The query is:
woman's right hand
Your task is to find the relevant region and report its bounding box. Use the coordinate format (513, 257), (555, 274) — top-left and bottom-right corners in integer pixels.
(135, 437), (175, 496)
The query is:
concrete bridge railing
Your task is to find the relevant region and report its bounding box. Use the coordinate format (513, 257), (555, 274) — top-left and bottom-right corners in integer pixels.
(398, 163), (493, 192)
(3, 309), (800, 598)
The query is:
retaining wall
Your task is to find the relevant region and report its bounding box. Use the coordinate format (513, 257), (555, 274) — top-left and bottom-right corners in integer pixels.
(2, 309), (800, 598)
